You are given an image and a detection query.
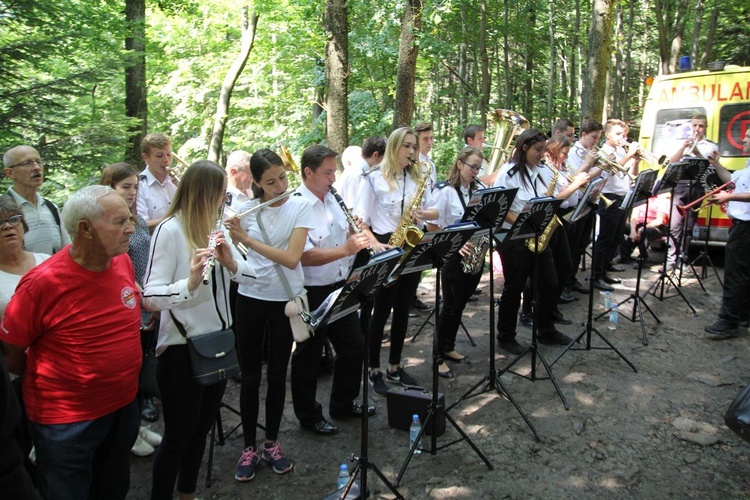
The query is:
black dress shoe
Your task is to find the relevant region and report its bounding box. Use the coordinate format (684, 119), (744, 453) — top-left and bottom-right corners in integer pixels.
(304, 419), (339, 435)
(438, 367), (455, 378)
(497, 338), (527, 354)
(602, 274), (622, 284)
(443, 353), (471, 364)
(141, 398), (159, 423)
(592, 278), (614, 292)
(570, 280), (590, 294)
(330, 402), (376, 419)
(607, 263), (626, 272)
(553, 310), (572, 325)
(704, 319), (739, 339)
(558, 287), (578, 304)
(538, 329), (574, 345)
(519, 312), (533, 328)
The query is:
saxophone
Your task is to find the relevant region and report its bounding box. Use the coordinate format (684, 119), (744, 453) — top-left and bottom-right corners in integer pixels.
(388, 160), (431, 249)
(524, 165), (561, 253)
(460, 180), (491, 275)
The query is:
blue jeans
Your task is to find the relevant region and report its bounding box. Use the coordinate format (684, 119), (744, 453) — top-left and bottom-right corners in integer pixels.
(30, 399), (139, 500)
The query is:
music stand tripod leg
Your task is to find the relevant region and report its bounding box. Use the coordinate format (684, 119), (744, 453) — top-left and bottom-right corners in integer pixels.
(408, 308), (434, 343)
(395, 263), (492, 487)
(447, 237), (540, 440)
(552, 203), (636, 372)
(342, 297), (403, 500)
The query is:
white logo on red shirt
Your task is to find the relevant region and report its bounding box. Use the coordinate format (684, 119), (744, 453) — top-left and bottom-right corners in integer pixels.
(121, 287), (137, 309)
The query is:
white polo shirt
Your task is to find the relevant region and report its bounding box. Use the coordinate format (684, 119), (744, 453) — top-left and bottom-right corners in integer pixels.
(136, 168), (177, 222)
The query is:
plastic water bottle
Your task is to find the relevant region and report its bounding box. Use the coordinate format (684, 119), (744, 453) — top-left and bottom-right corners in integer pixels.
(337, 464), (349, 489)
(692, 224), (700, 240)
(409, 414), (422, 455)
(603, 291), (612, 310)
(608, 303), (619, 331)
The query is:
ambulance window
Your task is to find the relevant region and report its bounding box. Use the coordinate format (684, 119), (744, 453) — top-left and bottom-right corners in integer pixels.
(717, 103), (750, 157)
(652, 107), (706, 156)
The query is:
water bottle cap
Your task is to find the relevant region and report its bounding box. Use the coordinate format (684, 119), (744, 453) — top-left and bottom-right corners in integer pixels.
(341, 464), (348, 471)
(413, 414), (419, 419)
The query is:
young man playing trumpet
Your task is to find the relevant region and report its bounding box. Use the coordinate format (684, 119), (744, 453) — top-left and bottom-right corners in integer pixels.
(704, 129), (750, 338)
(136, 133), (177, 232)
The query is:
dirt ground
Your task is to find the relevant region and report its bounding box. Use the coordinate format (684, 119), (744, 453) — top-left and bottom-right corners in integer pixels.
(128, 246), (750, 499)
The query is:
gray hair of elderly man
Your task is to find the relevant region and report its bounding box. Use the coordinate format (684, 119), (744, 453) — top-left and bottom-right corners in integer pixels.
(62, 185), (118, 239)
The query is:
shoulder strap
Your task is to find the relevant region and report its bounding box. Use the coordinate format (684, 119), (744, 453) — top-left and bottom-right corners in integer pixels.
(256, 211), (295, 301)
(42, 198), (60, 226)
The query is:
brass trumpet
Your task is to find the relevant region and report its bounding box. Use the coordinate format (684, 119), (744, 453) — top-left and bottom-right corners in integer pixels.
(594, 150), (638, 182)
(166, 153), (190, 184)
(676, 180), (734, 216)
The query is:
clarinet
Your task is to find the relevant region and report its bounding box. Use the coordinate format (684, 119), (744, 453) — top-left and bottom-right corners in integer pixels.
(329, 186), (374, 256)
(201, 205), (225, 285)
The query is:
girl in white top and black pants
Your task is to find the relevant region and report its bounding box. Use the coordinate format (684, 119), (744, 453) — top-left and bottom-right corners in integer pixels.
(225, 148), (314, 482)
(143, 161), (257, 500)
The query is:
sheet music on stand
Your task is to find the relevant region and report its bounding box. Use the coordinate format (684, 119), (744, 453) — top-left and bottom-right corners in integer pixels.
(496, 197), (564, 245)
(677, 156), (711, 185)
(308, 248), (403, 329)
(566, 177), (605, 224)
(622, 169), (658, 209)
(460, 187), (518, 236)
(653, 161), (687, 195)
(390, 222), (479, 281)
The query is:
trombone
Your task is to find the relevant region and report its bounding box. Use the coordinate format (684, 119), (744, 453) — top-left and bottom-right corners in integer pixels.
(166, 153), (191, 184)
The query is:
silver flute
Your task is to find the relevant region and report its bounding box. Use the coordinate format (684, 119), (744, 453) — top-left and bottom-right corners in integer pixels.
(201, 205), (225, 285)
(329, 186), (374, 255)
(230, 191), (294, 256)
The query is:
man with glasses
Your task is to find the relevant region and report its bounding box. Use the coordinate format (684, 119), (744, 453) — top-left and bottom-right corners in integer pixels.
(2, 146), (70, 254)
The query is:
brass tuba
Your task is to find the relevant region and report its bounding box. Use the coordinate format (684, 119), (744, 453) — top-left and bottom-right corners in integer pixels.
(484, 109), (530, 176)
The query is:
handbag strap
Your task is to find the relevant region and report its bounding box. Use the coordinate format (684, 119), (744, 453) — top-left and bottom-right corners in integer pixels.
(256, 209), (296, 301)
(169, 263), (228, 338)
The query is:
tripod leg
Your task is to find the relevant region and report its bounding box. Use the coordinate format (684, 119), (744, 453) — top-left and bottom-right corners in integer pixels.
(492, 372), (541, 441)
(443, 411), (494, 468)
(459, 320), (476, 346)
(409, 309), (434, 343)
(369, 463), (405, 499)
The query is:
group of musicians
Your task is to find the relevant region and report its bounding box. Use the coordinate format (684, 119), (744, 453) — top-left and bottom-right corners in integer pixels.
(115, 116), (750, 498)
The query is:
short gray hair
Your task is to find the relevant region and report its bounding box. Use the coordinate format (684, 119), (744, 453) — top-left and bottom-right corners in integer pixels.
(62, 185), (117, 239)
(226, 150), (251, 173)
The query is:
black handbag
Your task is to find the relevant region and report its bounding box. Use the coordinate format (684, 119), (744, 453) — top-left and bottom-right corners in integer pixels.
(724, 381), (750, 443)
(169, 313), (240, 387)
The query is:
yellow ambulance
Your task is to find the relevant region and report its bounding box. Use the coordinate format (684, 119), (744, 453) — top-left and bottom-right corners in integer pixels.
(638, 64), (750, 244)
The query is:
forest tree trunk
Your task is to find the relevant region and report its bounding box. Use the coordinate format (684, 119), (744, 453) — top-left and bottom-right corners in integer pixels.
(325, 0), (349, 152)
(125, 0), (147, 165)
(208, 9), (259, 163)
(393, 0), (423, 129)
(581, 0), (615, 122)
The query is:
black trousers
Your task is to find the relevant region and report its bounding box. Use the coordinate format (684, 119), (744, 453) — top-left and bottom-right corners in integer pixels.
(369, 269), (420, 369)
(567, 210), (594, 284)
(236, 295), (294, 447)
(719, 220), (750, 325)
(291, 282), (363, 426)
(497, 238), (557, 340)
(668, 183), (702, 266)
(437, 258), (482, 354)
(521, 222), (572, 314)
(593, 195), (627, 279)
(151, 345), (226, 499)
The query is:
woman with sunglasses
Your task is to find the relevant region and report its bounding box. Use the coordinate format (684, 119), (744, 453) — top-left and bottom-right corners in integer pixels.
(429, 146), (485, 378)
(492, 129), (574, 355)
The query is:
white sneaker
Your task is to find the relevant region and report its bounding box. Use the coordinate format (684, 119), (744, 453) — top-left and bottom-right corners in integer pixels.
(131, 434), (155, 457)
(139, 426), (162, 447)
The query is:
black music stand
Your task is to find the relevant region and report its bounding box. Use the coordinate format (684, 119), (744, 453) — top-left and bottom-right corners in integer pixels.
(595, 169), (660, 345)
(648, 159), (702, 310)
(688, 168), (724, 286)
(446, 189), (542, 441)
(669, 157), (710, 291)
(408, 311), (475, 346)
(392, 223), (493, 486)
(497, 197), (569, 411)
(315, 249), (405, 500)
(550, 178), (636, 370)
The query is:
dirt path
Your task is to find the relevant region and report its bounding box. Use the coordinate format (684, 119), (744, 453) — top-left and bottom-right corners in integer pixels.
(128, 249), (750, 499)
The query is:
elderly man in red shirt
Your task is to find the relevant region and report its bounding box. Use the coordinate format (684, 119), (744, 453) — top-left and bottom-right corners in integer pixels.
(1, 185), (141, 500)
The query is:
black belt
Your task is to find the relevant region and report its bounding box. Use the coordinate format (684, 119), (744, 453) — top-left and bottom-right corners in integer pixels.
(306, 279), (347, 292)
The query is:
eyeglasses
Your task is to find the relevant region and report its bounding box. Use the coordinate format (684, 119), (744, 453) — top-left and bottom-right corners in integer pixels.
(7, 159), (43, 169)
(461, 160), (483, 172)
(0, 215), (23, 226)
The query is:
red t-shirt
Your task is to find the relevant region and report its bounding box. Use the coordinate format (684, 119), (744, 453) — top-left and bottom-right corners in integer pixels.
(1, 246), (141, 424)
